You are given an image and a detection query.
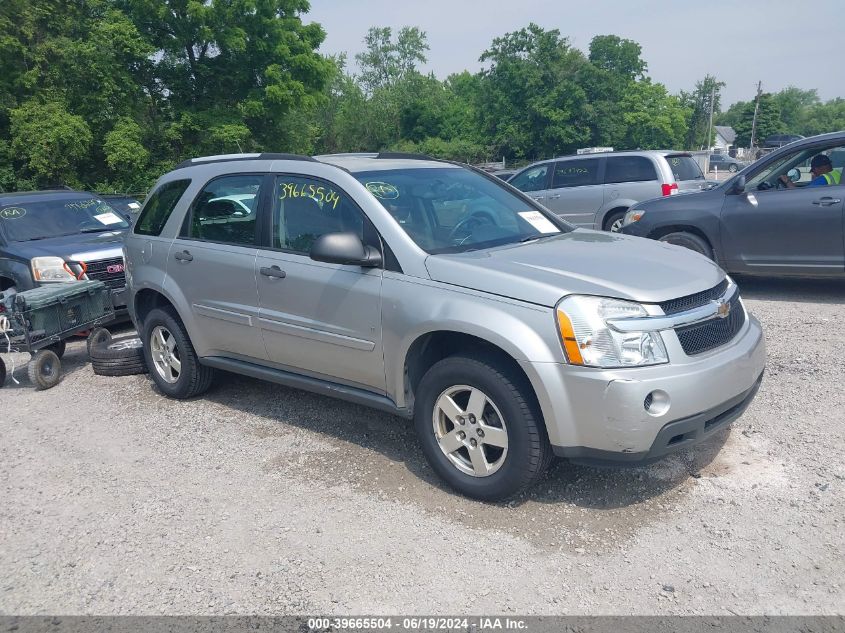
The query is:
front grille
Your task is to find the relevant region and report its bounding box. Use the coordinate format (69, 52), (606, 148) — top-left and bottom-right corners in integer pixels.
(85, 256), (126, 291)
(659, 279), (728, 315)
(675, 292), (745, 355)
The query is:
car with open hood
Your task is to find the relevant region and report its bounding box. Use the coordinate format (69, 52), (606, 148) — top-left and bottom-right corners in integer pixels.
(123, 152), (765, 500)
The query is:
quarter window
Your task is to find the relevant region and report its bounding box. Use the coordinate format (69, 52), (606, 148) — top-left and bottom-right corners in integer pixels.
(134, 179), (190, 236)
(604, 157), (657, 184)
(185, 175), (262, 246)
(273, 176), (365, 254)
(552, 159), (601, 188)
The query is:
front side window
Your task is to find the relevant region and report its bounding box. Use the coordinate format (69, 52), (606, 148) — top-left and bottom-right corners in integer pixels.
(273, 176), (365, 253)
(604, 156), (657, 184)
(746, 144), (845, 191)
(0, 195), (130, 242)
(553, 158), (601, 188)
(355, 167), (569, 254)
(135, 180), (190, 236)
(509, 164), (550, 192)
(185, 175), (262, 246)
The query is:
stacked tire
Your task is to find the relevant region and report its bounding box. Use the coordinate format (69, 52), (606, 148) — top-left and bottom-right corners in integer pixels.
(87, 328), (148, 376)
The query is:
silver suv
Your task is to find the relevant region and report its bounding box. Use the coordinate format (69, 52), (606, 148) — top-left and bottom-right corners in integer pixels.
(508, 151), (708, 232)
(124, 152), (765, 500)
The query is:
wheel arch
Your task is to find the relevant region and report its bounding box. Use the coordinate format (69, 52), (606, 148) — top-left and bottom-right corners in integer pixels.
(599, 204), (633, 231)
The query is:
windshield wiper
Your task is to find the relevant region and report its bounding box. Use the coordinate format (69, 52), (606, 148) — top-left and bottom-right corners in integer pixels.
(520, 234), (558, 244)
(80, 226), (122, 233)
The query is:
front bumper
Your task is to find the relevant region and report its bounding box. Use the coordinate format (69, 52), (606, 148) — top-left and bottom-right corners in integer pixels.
(521, 312), (766, 462)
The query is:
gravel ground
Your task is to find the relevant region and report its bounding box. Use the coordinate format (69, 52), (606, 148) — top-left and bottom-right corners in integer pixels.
(1, 277), (843, 615)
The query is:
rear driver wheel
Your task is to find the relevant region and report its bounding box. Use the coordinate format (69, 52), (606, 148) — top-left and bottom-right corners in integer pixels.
(142, 307), (214, 399)
(603, 210), (627, 233)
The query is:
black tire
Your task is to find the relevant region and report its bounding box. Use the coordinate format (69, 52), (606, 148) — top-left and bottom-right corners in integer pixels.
(91, 335), (148, 376)
(603, 209), (627, 233)
(0, 358), (6, 388)
(658, 231), (714, 259)
(46, 339), (66, 359)
(142, 307), (214, 398)
(728, 163), (738, 173)
(414, 353), (552, 501)
(87, 328), (112, 357)
(28, 349), (62, 390)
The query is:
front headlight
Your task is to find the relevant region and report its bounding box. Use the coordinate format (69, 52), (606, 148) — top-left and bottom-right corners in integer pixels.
(31, 256), (76, 282)
(556, 295), (668, 368)
(623, 209), (645, 226)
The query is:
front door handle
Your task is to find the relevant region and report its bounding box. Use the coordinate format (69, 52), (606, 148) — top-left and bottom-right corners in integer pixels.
(812, 197), (842, 207)
(531, 196), (545, 201)
(260, 265), (286, 279)
(174, 250), (193, 262)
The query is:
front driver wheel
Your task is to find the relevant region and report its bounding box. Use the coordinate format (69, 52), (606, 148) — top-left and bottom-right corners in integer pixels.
(658, 231), (714, 260)
(143, 307), (214, 399)
(414, 353), (552, 501)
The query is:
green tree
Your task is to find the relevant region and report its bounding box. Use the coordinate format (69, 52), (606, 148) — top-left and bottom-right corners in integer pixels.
(771, 86), (819, 132)
(478, 24), (589, 160)
(733, 93), (783, 147)
(10, 100), (93, 188)
(798, 98), (845, 136)
(680, 74), (725, 149)
(588, 35), (646, 80)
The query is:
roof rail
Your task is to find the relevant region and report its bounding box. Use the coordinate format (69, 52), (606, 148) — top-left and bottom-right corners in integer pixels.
(375, 151), (435, 160)
(174, 152), (316, 170)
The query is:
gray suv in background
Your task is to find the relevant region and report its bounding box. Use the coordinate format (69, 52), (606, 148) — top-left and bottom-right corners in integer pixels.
(124, 152), (765, 500)
(508, 150), (707, 232)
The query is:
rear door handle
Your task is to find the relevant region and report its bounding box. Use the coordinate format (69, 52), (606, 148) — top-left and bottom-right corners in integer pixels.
(173, 250), (193, 262)
(812, 197), (842, 206)
(260, 265), (286, 279)
(548, 194), (561, 200)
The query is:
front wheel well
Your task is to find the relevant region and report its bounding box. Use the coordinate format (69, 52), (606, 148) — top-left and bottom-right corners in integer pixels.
(0, 277), (15, 291)
(404, 331), (538, 415)
(601, 206), (629, 230)
(649, 224), (713, 247)
(134, 289), (176, 327)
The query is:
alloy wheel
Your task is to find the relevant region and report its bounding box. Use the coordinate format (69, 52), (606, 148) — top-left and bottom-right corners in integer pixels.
(432, 385), (509, 477)
(150, 325), (181, 384)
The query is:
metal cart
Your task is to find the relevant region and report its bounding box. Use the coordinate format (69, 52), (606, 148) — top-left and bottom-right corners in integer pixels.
(0, 280), (114, 389)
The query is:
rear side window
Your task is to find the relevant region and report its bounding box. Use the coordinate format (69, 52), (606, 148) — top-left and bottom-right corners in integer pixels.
(604, 156), (657, 184)
(553, 159), (600, 188)
(665, 155), (704, 181)
(134, 179), (191, 236)
(509, 164), (549, 192)
(184, 175), (263, 246)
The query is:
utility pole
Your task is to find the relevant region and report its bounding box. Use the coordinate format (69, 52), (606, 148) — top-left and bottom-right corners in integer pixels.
(749, 81), (763, 150)
(706, 84), (716, 151)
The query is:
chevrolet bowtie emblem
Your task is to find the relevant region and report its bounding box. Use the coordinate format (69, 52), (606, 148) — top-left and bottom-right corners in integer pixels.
(715, 299), (731, 318)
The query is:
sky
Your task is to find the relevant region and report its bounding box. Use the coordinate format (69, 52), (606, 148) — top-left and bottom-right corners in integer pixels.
(304, 0), (843, 108)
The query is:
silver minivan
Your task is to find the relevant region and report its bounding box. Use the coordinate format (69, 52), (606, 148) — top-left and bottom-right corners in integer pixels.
(508, 151), (708, 232)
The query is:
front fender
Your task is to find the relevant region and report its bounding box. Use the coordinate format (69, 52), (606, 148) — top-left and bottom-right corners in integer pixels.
(381, 273), (563, 409)
(0, 257), (35, 290)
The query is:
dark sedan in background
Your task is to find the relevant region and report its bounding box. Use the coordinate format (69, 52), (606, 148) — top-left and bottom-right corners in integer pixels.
(621, 131), (845, 277)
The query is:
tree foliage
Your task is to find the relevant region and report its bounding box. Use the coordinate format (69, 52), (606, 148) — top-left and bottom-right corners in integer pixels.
(1, 5), (840, 194)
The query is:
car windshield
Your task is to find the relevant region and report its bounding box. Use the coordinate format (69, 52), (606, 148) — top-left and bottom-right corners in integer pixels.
(353, 167), (569, 254)
(665, 155), (705, 181)
(0, 196), (129, 242)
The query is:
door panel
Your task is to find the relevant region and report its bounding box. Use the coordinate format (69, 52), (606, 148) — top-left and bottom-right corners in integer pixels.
(720, 187), (845, 274)
(166, 174), (267, 360)
(255, 174), (386, 392)
(256, 253), (385, 390)
(544, 158), (604, 227)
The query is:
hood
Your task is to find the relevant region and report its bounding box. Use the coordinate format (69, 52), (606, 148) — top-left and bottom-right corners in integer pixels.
(4, 230), (126, 261)
(425, 230), (724, 307)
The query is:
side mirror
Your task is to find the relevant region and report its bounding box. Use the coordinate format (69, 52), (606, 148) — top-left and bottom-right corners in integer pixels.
(309, 232), (382, 268)
(728, 174), (746, 195)
(787, 168), (801, 183)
